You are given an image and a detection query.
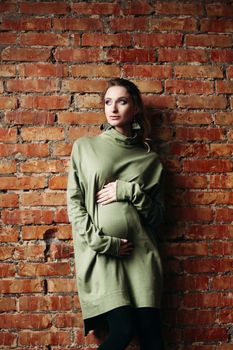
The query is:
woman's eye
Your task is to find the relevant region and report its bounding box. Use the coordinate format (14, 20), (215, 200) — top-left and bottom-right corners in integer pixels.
(105, 100), (112, 106)
(119, 100), (127, 105)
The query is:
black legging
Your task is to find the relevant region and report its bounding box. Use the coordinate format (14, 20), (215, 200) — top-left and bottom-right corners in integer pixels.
(98, 306), (164, 350)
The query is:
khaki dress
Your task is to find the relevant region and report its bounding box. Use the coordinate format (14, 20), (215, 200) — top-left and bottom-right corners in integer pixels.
(67, 126), (164, 335)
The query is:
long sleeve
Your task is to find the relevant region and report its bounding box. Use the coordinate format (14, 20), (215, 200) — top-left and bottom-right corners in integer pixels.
(116, 170), (165, 229)
(67, 143), (121, 256)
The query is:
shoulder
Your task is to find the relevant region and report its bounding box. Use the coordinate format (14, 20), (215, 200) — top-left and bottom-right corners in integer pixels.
(72, 135), (100, 151)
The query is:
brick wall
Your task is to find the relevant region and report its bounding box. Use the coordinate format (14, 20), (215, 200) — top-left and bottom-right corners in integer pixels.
(0, 1), (233, 349)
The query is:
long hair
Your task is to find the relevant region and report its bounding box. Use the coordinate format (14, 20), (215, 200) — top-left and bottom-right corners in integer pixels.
(104, 78), (151, 146)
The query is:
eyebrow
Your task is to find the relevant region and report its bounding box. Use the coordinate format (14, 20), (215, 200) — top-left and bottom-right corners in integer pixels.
(104, 96), (130, 100)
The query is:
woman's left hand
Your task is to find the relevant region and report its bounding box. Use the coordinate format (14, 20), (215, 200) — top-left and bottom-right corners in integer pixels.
(96, 182), (117, 205)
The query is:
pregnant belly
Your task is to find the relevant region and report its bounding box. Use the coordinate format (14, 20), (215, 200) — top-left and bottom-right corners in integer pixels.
(97, 201), (137, 240)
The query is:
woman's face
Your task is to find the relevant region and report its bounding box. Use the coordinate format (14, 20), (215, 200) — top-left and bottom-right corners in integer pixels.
(104, 85), (137, 135)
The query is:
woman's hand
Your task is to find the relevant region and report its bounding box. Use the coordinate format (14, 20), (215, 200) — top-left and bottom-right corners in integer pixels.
(119, 239), (133, 257)
(96, 182), (117, 205)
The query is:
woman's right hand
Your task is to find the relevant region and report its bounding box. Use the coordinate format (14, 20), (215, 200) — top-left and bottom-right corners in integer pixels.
(119, 239), (133, 257)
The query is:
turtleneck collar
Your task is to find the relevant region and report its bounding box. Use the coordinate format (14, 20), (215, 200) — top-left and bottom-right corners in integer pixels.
(100, 123), (141, 146)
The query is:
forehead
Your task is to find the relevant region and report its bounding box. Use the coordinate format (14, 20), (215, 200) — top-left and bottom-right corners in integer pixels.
(104, 85), (131, 99)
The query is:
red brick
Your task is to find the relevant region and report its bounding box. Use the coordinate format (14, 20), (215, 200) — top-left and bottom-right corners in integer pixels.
(22, 225), (72, 240)
(5, 111), (55, 125)
(0, 314), (51, 329)
(127, 65), (173, 79)
(19, 63), (68, 77)
(83, 33), (131, 47)
(175, 65), (223, 78)
(0, 194), (18, 208)
(227, 129), (233, 141)
(0, 297), (16, 311)
(211, 50), (233, 63)
(55, 313), (83, 328)
(169, 112), (212, 125)
(22, 192), (66, 206)
(163, 242), (208, 257)
(0, 160), (16, 173)
(0, 332), (17, 346)
(143, 95), (176, 109)
(6, 79), (58, 93)
(62, 80), (106, 93)
(2, 210), (54, 225)
(0, 176), (46, 190)
(21, 127), (64, 141)
(20, 95), (70, 109)
(201, 19), (233, 33)
(215, 112), (233, 126)
(2, 48), (51, 62)
(75, 94), (103, 109)
(47, 279), (77, 293)
(71, 64), (120, 78)
(107, 49), (155, 63)
(186, 225), (233, 240)
(20, 33), (69, 46)
(0, 3), (16, 13)
(210, 175), (233, 189)
(155, 2), (203, 15)
(165, 275), (209, 292)
(227, 66), (233, 78)
(184, 328), (227, 342)
(132, 80), (163, 93)
(216, 81), (233, 94)
(20, 159), (68, 173)
(0, 227), (18, 243)
(19, 295), (72, 311)
(0, 247), (14, 260)
(178, 96), (227, 109)
(218, 310), (233, 324)
(212, 276), (233, 290)
(184, 292), (233, 307)
(1, 18), (51, 30)
(184, 258), (233, 273)
(210, 144), (233, 157)
(134, 33), (182, 47)
(55, 48), (102, 62)
(58, 111), (105, 125)
(0, 97), (17, 110)
(14, 245), (45, 261)
(123, 1), (153, 14)
(159, 48), (208, 62)
(53, 18), (102, 31)
(19, 331), (71, 346)
(166, 80), (213, 94)
(0, 264), (16, 277)
(0, 64), (16, 77)
(176, 128), (224, 142)
(52, 144), (72, 157)
(170, 144), (209, 159)
(55, 208), (69, 223)
(67, 127), (107, 141)
(18, 262), (71, 277)
(0, 32), (17, 44)
(49, 176), (68, 189)
(186, 34), (232, 48)
(72, 2), (120, 15)
(183, 192), (233, 206)
(110, 17), (148, 31)
(183, 160), (232, 173)
(0, 279), (44, 293)
(20, 2), (69, 14)
(211, 242), (233, 256)
(151, 17), (197, 32)
(216, 209), (233, 223)
(0, 128), (17, 143)
(49, 242), (73, 259)
(206, 3), (233, 16)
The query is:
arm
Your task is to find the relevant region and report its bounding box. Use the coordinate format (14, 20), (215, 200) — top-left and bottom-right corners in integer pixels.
(116, 170), (165, 229)
(67, 142), (121, 256)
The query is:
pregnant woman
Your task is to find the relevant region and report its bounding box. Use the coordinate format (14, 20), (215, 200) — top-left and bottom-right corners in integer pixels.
(67, 78), (165, 350)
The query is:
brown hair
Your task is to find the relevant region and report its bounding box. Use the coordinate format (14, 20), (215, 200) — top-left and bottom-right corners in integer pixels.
(104, 78), (151, 146)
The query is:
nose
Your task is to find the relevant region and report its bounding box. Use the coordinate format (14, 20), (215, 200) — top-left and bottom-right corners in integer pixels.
(111, 101), (118, 113)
